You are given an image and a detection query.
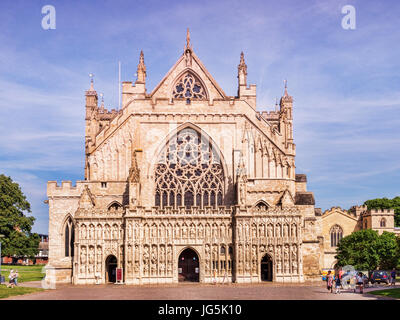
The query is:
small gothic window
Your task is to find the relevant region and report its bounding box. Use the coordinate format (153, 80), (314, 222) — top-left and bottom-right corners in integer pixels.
(380, 218), (386, 227)
(220, 246), (226, 255)
(364, 220), (368, 229)
(108, 202), (122, 212)
(64, 217), (75, 257)
(330, 225), (343, 247)
(255, 201), (268, 211)
(172, 73), (206, 102)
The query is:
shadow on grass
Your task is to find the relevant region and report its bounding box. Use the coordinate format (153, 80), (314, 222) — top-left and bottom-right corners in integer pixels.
(0, 284), (44, 299)
(367, 288), (400, 299)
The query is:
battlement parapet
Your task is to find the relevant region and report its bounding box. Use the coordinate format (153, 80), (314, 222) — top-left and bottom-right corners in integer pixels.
(47, 180), (84, 197)
(97, 106), (122, 121)
(257, 110), (279, 120)
(322, 206), (350, 216)
(350, 205), (368, 211)
(47, 180), (129, 198)
(349, 205), (368, 217)
(370, 208), (395, 214)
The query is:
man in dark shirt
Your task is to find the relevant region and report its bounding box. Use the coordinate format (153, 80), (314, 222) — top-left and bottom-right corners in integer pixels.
(390, 268), (396, 286)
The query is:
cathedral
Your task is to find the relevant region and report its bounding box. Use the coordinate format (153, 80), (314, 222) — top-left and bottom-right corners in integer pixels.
(46, 30), (327, 285)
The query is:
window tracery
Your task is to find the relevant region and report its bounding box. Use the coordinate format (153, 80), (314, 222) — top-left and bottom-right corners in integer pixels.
(172, 72), (206, 101)
(64, 217), (75, 257)
(330, 224), (343, 247)
(155, 128), (224, 208)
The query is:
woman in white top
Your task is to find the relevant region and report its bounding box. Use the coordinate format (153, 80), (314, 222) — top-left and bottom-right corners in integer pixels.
(356, 272), (364, 294)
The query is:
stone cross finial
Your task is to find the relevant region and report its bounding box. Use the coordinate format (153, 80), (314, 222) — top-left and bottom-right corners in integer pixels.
(283, 79), (290, 96)
(89, 73), (94, 89)
(186, 28), (191, 48)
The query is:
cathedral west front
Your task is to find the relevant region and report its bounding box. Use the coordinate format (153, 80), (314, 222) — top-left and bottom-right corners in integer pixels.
(46, 30), (326, 285)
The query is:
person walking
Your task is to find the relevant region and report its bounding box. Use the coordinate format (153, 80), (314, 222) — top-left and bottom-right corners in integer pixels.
(14, 270), (18, 286)
(356, 272), (364, 294)
(335, 274), (341, 294)
(6, 269), (15, 288)
(327, 270), (334, 293)
(390, 268), (396, 286)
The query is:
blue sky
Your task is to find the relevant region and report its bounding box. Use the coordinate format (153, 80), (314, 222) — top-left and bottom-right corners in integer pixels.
(0, 0), (399, 234)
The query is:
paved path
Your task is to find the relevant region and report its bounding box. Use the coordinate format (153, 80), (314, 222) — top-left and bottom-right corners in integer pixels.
(5, 282), (398, 300)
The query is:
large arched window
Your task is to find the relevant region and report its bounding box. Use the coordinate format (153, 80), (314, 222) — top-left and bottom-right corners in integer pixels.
(64, 217), (75, 257)
(380, 218), (386, 227)
(172, 72), (207, 104)
(155, 127), (224, 209)
(330, 225), (343, 247)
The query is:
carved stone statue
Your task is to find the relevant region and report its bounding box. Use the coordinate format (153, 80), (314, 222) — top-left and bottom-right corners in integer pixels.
(96, 246), (102, 272)
(291, 224), (297, 238)
(88, 246), (95, 273)
(80, 246), (86, 273)
(267, 224), (273, 238)
(283, 224), (289, 237)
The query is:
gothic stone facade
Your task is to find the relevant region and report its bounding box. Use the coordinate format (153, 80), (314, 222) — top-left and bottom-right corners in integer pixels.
(321, 206), (400, 269)
(46, 33), (324, 285)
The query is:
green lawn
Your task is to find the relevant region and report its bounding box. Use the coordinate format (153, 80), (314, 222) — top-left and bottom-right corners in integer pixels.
(0, 284), (43, 299)
(0, 265), (45, 283)
(369, 288), (400, 299)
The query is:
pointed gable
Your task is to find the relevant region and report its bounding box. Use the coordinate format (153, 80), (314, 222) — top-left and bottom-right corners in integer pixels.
(150, 50), (227, 102)
(279, 189), (295, 209)
(78, 185), (96, 209)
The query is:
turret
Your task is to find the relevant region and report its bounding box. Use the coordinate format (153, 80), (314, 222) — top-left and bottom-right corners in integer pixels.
(122, 51), (147, 104)
(238, 52), (247, 88)
(85, 77), (98, 120)
(279, 80), (294, 148)
(237, 52), (256, 108)
(85, 77), (98, 180)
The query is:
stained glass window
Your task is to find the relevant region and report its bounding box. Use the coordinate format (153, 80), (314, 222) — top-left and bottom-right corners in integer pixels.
(155, 128), (224, 208)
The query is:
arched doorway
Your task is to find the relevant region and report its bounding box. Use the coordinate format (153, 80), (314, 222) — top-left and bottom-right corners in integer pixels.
(105, 255), (117, 283)
(261, 254), (273, 281)
(178, 248), (199, 282)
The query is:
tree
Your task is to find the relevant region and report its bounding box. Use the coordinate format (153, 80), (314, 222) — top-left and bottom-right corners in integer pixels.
(377, 231), (399, 270)
(336, 229), (400, 271)
(0, 174), (40, 258)
(364, 196), (400, 227)
(335, 229), (380, 271)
